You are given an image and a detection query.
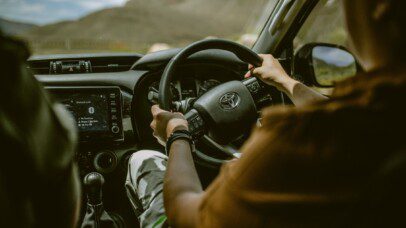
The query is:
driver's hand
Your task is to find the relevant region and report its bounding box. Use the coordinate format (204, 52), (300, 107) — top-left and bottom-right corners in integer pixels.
(150, 105), (189, 145)
(245, 54), (296, 93)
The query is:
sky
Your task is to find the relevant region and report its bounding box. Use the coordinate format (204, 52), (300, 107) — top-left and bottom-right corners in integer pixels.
(0, 0), (129, 25)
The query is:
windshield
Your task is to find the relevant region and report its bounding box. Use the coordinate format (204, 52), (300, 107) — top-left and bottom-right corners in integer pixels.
(0, 0), (277, 55)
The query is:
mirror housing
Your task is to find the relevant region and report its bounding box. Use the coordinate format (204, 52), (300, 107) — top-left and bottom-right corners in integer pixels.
(293, 43), (358, 87)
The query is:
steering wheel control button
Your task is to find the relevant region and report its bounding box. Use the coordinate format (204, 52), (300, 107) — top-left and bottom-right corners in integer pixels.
(243, 77), (262, 95)
(111, 126), (120, 134)
(249, 81), (260, 93)
(195, 116), (203, 124)
(185, 110), (206, 139)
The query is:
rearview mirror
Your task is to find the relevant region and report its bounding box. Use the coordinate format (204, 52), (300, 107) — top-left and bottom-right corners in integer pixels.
(293, 43), (358, 87)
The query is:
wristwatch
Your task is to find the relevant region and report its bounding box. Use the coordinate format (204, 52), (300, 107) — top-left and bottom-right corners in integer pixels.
(165, 129), (195, 155)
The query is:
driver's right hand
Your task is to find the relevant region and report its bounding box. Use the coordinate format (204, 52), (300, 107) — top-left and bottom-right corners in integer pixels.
(150, 105), (189, 145)
(245, 54), (297, 93)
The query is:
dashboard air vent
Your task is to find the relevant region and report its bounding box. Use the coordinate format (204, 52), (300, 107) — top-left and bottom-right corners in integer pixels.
(27, 53), (143, 75)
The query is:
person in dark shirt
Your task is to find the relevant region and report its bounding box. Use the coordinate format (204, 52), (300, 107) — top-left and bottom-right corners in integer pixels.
(0, 34), (80, 228)
(126, 0), (406, 227)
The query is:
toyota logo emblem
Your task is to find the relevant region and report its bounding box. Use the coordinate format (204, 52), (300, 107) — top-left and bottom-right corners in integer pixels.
(219, 92), (240, 110)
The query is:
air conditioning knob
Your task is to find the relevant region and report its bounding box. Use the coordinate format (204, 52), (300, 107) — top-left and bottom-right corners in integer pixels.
(111, 126), (120, 134)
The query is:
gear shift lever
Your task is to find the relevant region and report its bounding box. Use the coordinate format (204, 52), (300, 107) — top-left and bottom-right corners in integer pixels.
(81, 172), (122, 228)
(84, 172), (105, 205)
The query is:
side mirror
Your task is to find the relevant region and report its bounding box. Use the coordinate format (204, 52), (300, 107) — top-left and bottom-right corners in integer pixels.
(293, 43), (358, 87)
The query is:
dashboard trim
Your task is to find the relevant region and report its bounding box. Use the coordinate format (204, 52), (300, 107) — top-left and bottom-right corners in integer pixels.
(36, 70), (147, 92)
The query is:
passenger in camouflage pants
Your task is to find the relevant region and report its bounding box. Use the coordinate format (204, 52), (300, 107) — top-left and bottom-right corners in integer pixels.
(125, 150), (168, 228)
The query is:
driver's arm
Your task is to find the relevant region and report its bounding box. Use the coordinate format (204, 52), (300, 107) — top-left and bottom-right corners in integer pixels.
(150, 105), (204, 227)
(246, 54), (328, 106)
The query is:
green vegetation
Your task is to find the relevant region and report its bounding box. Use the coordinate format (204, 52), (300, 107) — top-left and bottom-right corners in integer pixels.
(314, 59), (357, 86)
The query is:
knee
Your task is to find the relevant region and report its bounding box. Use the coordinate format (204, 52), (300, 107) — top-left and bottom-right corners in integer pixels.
(129, 150), (166, 165)
(128, 150), (167, 173)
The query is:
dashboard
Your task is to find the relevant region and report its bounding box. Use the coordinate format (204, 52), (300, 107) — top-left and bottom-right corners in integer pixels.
(32, 49), (282, 174)
(33, 49), (257, 174)
(30, 49), (280, 225)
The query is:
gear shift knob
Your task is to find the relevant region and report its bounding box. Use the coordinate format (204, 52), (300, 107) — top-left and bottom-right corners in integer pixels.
(83, 172), (105, 205)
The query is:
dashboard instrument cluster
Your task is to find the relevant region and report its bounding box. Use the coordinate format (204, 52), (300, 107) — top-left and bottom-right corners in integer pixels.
(147, 78), (221, 104)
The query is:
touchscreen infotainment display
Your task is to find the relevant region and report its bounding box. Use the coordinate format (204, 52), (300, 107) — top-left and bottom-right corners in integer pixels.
(57, 93), (109, 132)
(47, 86), (124, 142)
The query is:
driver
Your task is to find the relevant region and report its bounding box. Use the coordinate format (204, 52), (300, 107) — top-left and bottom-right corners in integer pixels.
(126, 0), (406, 227)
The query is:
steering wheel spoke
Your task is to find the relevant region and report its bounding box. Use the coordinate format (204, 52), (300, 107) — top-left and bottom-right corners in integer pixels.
(243, 77), (274, 106)
(243, 77), (262, 96)
(185, 109), (206, 138)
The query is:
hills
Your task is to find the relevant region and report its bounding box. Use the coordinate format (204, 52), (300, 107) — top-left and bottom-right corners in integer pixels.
(0, 18), (38, 36)
(18, 0), (270, 54)
(2, 0), (347, 54)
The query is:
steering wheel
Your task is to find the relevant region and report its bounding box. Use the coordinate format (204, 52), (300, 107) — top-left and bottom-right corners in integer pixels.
(159, 39), (268, 166)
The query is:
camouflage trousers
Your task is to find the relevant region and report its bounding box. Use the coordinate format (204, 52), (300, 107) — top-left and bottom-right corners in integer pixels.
(125, 150), (168, 228)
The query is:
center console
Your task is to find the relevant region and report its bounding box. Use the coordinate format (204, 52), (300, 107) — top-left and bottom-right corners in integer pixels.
(46, 86), (124, 142)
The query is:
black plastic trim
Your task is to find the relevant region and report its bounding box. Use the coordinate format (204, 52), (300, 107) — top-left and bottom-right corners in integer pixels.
(35, 70), (147, 93)
(131, 48), (248, 71)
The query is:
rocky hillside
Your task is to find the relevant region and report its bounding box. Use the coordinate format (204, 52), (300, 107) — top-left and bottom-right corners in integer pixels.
(21, 0), (270, 53)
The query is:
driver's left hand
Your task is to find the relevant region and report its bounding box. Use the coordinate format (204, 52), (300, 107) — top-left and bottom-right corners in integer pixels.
(150, 105), (189, 145)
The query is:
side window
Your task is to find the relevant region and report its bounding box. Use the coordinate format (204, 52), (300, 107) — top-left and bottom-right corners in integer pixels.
(294, 0), (348, 51)
(293, 0), (350, 94)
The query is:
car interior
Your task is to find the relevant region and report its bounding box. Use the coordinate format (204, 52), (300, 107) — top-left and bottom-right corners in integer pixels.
(1, 0), (365, 227)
